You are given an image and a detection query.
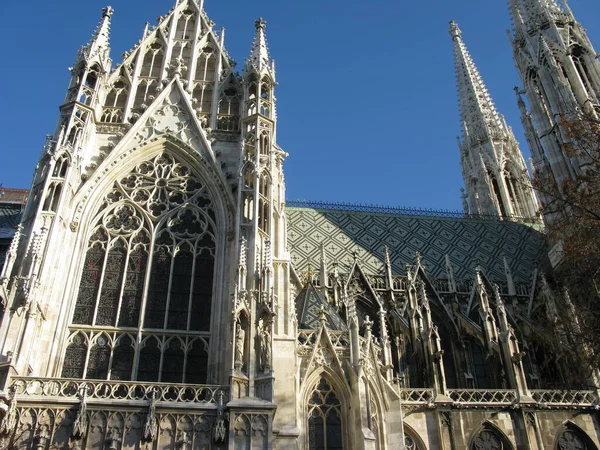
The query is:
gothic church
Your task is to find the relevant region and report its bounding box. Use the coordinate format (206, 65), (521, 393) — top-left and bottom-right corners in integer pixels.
(0, 0), (599, 449)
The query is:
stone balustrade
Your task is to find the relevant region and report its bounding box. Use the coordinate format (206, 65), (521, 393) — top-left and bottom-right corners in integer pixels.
(395, 388), (599, 410)
(8, 376), (229, 405)
(447, 389), (518, 406)
(531, 389), (598, 408)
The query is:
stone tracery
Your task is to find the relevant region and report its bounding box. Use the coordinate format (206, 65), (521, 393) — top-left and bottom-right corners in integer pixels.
(64, 150), (216, 383)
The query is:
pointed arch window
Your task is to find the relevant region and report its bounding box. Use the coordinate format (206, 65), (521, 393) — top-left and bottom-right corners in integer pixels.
(140, 42), (164, 78)
(489, 173), (507, 217)
(571, 46), (599, 103)
(63, 151), (216, 383)
(218, 77), (241, 132)
(53, 154), (70, 178)
(307, 377), (344, 450)
(195, 45), (215, 82)
(174, 9), (196, 41)
(102, 80), (128, 123)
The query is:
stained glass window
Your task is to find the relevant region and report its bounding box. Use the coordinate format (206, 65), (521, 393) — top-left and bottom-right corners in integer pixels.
(61, 333), (87, 379)
(86, 335), (111, 380)
(64, 152), (216, 383)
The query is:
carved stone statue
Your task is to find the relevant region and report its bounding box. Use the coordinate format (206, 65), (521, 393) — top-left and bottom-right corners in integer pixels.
(258, 317), (272, 372)
(71, 392), (88, 439)
(234, 321), (245, 371)
(143, 391), (158, 442)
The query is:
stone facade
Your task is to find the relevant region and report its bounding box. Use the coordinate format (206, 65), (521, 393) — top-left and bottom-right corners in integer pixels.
(510, 0), (600, 185)
(0, 1), (598, 449)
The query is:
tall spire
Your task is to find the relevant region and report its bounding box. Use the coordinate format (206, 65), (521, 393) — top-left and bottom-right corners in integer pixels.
(450, 21), (540, 221)
(247, 18), (274, 78)
(450, 21), (503, 146)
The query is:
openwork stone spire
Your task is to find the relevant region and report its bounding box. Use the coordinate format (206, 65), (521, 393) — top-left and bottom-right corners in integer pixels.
(450, 21), (540, 221)
(450, 21), (503, 145)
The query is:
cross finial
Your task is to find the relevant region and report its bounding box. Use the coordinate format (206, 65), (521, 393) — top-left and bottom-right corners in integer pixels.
(255, 18), (267, 30)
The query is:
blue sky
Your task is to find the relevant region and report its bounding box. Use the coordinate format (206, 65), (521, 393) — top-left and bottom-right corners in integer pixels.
(1, 0), (599, 211)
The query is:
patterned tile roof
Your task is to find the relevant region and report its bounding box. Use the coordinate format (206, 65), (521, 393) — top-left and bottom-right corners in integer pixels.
(286, 206), (545, 282)
(0, 205), (23, 240)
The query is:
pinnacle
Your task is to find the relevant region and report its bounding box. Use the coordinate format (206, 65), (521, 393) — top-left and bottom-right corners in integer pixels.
(87, 5), (113, 54)
(247, 16), (272, 75)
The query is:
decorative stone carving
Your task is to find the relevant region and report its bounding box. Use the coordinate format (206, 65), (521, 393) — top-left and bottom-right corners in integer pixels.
(143, 391), (158, 442)
(134, 88), (203, 150)
(473, 429), (502, 450)
(235, 320), (246, 372)
(213, 391), (228, 443)
(558, 430), (586, 450)
(71, 392), (89, 439)
(257, 317), (272, 372)
(314, 346), (333, 367)
(0, 391), (17, 436)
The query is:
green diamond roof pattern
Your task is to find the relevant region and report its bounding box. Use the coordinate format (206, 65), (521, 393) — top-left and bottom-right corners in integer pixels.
(286, 207), (545, 282)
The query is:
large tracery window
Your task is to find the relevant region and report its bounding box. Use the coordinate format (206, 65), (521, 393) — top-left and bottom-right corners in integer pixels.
(307, 377), (344, 450)
(62, 152), (216, 383)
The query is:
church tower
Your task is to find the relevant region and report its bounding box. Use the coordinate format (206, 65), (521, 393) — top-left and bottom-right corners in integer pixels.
(509, 0), (600, 184)
(450, 21), (540, 220)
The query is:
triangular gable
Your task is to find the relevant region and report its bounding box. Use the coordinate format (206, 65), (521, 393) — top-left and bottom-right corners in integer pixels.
(302, 325), (347, 388)
(412, 261), (459, 334)
(344, 261), (382, 311)
(130, 78), (217, 163)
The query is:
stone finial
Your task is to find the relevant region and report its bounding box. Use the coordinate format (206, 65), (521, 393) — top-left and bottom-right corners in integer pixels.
(102, 6), (114, 18)
(318, 306), (327, 324)
(448, 20), (461, 39)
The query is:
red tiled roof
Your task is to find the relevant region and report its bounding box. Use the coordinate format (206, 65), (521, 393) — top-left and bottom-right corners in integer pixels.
(0, 188), (28, 204)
